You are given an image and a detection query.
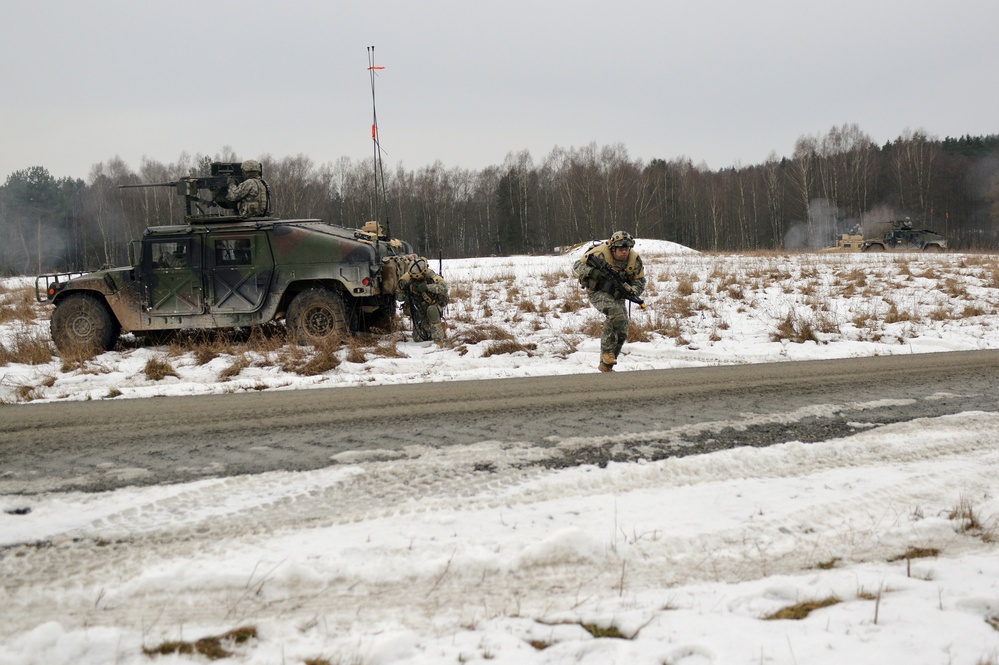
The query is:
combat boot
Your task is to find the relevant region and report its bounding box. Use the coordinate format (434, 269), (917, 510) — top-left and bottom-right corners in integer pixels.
(598, 352), (617, 372)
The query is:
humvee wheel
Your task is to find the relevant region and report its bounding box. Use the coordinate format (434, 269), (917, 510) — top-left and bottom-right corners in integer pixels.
(50, 293), (120, 355)
(922, 244), (943, 253)
(287, 288), (351, 345)
(863, 244), (885, 252)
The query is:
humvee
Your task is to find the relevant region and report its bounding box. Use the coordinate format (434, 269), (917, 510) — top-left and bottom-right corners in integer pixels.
(35, 162), (413, 354)
(860, 219), (947, 253)
(819, 232), (864, 252)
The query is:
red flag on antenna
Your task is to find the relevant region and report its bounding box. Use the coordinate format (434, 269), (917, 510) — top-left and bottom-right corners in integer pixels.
(368, 66), (385, 71)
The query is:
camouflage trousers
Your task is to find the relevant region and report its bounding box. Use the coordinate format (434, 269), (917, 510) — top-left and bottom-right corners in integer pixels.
(410, 302), (445, 342)
(587, 290), (629, 357)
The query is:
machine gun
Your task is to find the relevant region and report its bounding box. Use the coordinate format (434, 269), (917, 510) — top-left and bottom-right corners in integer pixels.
(119, 162), (271, 220)
(586, 253), (646, 309)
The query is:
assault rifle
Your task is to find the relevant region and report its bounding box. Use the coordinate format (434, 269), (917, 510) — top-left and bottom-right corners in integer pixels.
(119, 162), (271, 220)
(586, 253), (646, 309)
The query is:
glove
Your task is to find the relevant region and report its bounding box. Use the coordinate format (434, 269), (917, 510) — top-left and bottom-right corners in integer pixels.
(621, 282), (634, 294)
(413, 281), (429, 293)
(226, 176), (235, 187)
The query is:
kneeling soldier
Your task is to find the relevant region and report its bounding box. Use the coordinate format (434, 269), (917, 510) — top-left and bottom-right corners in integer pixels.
(397, 256), (449, 343)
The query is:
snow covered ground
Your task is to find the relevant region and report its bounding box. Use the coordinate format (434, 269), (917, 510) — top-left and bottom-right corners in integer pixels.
(2, 242), (999, 664)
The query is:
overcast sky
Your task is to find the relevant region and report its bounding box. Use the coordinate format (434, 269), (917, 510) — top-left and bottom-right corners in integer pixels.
(2, 0), (997, 183)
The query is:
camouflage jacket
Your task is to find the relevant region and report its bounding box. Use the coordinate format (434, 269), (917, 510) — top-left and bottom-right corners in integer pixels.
(397, 270), (449, 306)
(572, 242), (646, 298)
(227, 177), (268, 217)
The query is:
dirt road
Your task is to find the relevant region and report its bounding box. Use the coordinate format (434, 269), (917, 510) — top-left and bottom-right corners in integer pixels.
(2, 350), (997, 494)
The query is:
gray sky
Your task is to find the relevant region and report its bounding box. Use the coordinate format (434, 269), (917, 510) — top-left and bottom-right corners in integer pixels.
(2, 0), (997, 183)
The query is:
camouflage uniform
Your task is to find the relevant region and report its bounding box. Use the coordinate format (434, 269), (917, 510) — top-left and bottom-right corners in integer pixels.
(571, 231), (646, 372)
(397, 256), (449, 343)
(227, 160), (269, 217)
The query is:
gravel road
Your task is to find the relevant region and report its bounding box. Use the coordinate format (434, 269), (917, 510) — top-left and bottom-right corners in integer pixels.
(2, 350), (997, 494)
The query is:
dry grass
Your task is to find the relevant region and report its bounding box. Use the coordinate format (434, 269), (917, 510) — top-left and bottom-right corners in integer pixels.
(0, 329), (53, 365)
(144, 357), (179, 381)
(0, 284), (38, 325)
(961, 304), (990, 318)
(948, 494), (986, 534)
(5, 252), (999, 392)
(675, 274), (696, 297)
(764, 596), (840, 620)
(883, 301), (918, 324)
(482, 337), (538, 357)
(278, 336), (342, 376)
(218, 355), (247, 381)
(560, 287), (588, 313)
(770, 312), (818, 344)
(887, 546), (940, 562)
(452, 323), (515, 346)
(143, 626), (256, 660)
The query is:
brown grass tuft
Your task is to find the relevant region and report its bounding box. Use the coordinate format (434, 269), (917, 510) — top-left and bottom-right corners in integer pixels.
(453, 324), (515, 346)
(144, 357), (179, 381)
(887, 546), (940, 562)
(279, 337), (342, 376)
(770, 312), (818, 344)
(764, 597), (840, 620)
(143, 626), (256, 660)
(0, 329), (54, 366)
(218, 356), (247, 381)
(482, 339), (537, 357)
(0, 285), (39, 325)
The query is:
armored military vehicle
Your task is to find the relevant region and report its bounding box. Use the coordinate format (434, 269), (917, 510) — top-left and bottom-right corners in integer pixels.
(820, 231), (864, 253)
(860, 218), (947, 253)
(35, 162), (413, 354)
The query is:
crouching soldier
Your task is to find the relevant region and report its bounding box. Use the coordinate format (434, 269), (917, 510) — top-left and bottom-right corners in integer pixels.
(572, 231), (646, 372)
(397, 256), (449, 343)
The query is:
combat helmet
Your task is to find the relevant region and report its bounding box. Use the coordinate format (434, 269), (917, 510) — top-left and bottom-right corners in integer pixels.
(609, 231), (635, 248)
(362, 221), (386, 235)
(241, 159), (262, 175)
(409, 256), (429, 275)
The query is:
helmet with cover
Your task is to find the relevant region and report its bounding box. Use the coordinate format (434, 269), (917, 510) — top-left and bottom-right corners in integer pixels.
(409, 256), (429, 275)
(609, 231), (635, 248)
(241, 159), (262, 175)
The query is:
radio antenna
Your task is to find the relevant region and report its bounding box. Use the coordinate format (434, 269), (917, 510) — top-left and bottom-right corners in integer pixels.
(367, 46), (389, 232)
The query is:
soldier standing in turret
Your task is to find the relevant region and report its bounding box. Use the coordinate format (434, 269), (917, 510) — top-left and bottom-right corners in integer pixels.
(397, 256), (449, 344)
(227, 159), (269, 217)
(572, 231), (646, 372)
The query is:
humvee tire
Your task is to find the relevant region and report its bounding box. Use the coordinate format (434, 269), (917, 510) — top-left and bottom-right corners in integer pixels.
(51, 293), (120, 354)
(286, 288), (351, 346)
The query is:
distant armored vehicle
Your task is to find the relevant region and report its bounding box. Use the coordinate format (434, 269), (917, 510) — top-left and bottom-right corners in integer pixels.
(36, 162), (412, 354)
(860, 218), (947, 253)
(820, 231), (864, 253)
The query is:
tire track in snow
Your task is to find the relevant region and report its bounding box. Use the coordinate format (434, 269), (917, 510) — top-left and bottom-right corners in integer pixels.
(1, 411), (996, 636)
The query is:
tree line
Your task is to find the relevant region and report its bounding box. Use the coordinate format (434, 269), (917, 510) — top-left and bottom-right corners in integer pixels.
(2, 125), (999, 275)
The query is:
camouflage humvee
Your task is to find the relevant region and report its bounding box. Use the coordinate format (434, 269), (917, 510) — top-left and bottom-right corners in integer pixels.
(860, 219), (947, 253)
(36, 163), (413, 354)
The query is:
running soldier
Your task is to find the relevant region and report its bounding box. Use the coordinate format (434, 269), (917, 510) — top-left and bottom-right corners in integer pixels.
(572, 231), (646, 372)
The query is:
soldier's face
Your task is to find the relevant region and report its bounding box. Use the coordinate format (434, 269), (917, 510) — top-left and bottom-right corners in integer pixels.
(611, 246), (630, 260)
